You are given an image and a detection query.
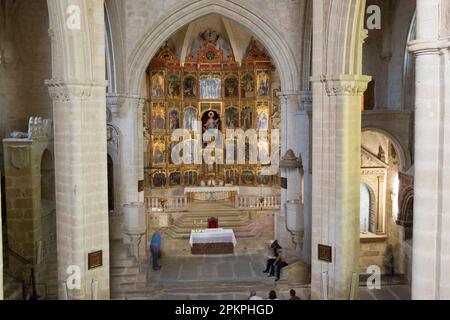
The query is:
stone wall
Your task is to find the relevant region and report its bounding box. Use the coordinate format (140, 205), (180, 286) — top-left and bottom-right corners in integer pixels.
(0, 0), (52, 171)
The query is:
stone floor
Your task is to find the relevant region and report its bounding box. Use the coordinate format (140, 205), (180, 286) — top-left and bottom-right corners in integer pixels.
(360, 285), (411, 300)
(144, 252), (411, 300)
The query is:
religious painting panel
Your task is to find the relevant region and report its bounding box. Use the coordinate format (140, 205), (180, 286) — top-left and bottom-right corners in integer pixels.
(224, 169), (239, 186)
(200, 74), (222, 100)
(241, 73), (255, 99)
(169, 171), (181, 187)
(151, 71), (165, 98)
(225, 106), (239, 129)
(184, 170), (199, 187)
(168, 109), (180, 131)
(241, 169), (255, 186)
(256, 70), (270, 97)
(257, 169), (272, 186)
(256, 101), (270, 131)
(152, 171), (167, 188)
(152, 137), (166, 166)
(241, 106), (254, 130)
(183, 75), (197, 99)
(168, 74), (181, 98)
(224, 77), (239, 98)
(184, 107), (198, 131)
(152, 108), (166, 131)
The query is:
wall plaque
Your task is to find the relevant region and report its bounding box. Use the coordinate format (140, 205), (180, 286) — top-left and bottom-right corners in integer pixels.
(88, 251), (103, 270)
(318, 244), (332, 263)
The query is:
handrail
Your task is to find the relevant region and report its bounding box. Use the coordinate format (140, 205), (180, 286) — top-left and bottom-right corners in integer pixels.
(8, 248), (33, 265)
(6, 247), (46, 300)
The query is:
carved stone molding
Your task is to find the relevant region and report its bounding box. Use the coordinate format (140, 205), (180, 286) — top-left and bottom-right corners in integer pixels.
(321, 75), (372, 97)
(408, 38), (450, 57)
(107, 94), (146, 118)
(8, 145), (30, 170)
(46, 79), (108, 103)
(277, 91), (302, 109)
(299, 91), (312, 112)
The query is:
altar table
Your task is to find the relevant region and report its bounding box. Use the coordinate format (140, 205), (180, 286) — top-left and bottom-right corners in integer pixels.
(189, 229), (237, 255)
(184, 186), (240, 202)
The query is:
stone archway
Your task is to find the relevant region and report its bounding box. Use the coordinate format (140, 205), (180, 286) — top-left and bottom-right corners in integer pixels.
(126, 0), (300, 96)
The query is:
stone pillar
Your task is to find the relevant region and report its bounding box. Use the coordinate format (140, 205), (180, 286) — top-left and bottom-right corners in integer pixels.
(46, 80), (110, 300)
(311, 75), (371, 300)
(376, 175), (386, 235)
(107, 94), (146, 206)
(299, 91), (313, 263)
(409, 0), (450, 300)
(0, 168), (3, 300)
(278, 92), (303, 255)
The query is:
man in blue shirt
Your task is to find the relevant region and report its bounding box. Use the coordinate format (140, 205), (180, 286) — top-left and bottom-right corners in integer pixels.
(150, 230), (162, 271)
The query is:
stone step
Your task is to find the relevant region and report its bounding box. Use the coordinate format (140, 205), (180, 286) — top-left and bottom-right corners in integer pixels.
(111, 266), (141, 276)
(3, 274), (24, 300)
(111, 258), (139, 268)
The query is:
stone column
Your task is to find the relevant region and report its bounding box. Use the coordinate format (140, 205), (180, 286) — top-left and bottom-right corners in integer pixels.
(376, 175), (386, 235)
(46, 80), (110, 300)
(0, 168), (3, 300)
(311, 75), (371, 300)
(409, 0), (450, 300)
(278, 91), (303, 255)
(107, 94), (146, 206)
(298, 91), (313, 263)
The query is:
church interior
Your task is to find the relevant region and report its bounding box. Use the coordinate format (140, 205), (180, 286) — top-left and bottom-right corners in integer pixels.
(0, 0), (449, 301)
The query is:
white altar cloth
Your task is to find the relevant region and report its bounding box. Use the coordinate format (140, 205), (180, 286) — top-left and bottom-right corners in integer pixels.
(189, 229), (237, 247)
(184, 187), (240, 194)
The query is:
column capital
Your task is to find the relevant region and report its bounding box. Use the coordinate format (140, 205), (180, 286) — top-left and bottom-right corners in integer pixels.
(106, 94), (146, 118)
(315, 74), (372, 97)
(46, 79), (108, 103)
(277, 90), (302, 109)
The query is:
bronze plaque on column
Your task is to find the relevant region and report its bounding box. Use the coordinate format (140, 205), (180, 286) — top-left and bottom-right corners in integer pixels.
(88, 251), (103, 270)
(318, 245), (332, 263)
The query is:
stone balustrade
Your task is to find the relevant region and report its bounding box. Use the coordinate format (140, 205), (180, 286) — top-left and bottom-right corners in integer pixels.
(145, 196), (188, 212)
(235, 195), (281, 210)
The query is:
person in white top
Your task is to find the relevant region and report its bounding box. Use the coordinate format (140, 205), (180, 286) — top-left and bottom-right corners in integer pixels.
(249, 291), (264, 301)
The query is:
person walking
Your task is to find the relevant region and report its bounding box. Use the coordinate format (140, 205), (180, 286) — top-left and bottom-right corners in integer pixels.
(150, 230), (162, 271)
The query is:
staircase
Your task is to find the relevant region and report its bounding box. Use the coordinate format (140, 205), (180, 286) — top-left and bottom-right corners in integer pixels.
(164, 203), (273, 240)
(110, 239), (150, 300)
(3, 272), (24, 300)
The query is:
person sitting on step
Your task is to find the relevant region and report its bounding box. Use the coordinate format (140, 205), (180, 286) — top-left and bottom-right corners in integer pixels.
(263, 240), (281, 276)
(273, 247), (288, 282)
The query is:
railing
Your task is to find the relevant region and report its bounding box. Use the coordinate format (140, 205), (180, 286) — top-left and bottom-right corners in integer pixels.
(145, 196), (188, 212)
(7, 248), (47, 300)
(236, 195), (281, 210)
